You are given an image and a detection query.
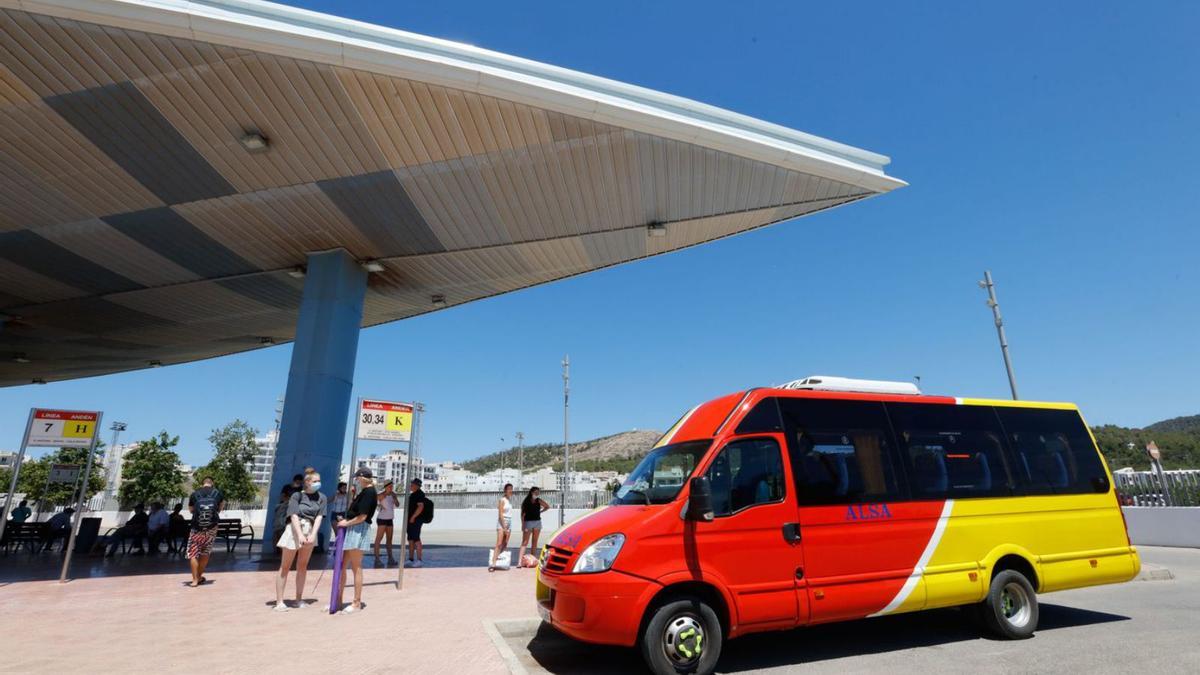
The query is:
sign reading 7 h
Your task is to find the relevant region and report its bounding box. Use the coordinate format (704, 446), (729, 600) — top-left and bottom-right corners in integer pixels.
(357, 400), (413, 442)
(27, 409), (100, 448)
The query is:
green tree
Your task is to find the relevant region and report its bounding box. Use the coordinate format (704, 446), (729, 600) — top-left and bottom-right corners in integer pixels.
(118, 431), (186, 507)
(196, 420), (259, 503)
(11, 445), (106, 506)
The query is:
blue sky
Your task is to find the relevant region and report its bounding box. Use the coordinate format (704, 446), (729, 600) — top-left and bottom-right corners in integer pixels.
(2, 1), (1197, 467)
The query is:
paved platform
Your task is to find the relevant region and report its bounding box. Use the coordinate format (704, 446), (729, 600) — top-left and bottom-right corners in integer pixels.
(0, 544), (537, 674)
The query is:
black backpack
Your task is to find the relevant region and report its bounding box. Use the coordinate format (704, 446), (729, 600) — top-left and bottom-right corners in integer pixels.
(420, 496), (434, 524)
(194, 489), (218, 529)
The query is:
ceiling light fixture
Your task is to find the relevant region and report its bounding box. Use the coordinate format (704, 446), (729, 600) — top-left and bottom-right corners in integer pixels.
(259, 337), (275, 345)
(32, 378), (46, 385)
(13, 353), (30, 363)
(361, 260), (385, 273)
(646, 222), (667, 238)
(239, 131), (269, 153)
(148, 360), (163, 368)
(286, 266), (306, 279)
(431, 294), (447, 308)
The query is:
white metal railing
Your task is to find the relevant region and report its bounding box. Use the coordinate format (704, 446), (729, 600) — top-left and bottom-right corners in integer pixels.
(1114, 469), (1200, 507)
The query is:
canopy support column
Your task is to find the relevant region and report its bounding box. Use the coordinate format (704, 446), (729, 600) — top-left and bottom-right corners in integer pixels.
(260, 249), (366, 554)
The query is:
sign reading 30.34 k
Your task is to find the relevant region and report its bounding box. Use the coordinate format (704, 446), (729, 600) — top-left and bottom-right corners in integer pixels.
(357, 400), (413, 442)
(27, 409), (100, 448)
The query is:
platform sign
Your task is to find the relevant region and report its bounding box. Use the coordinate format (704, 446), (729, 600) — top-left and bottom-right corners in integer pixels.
(27, 409), (100, 448)
(357, 400), (413, 442)
(48, 463), (80, 484)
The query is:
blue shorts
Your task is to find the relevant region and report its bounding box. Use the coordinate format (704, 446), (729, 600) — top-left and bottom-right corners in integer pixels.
(341, 522), (372, 551)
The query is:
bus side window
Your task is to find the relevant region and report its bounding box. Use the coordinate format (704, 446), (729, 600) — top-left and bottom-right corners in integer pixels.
(994, 407), (1109, 495)
(705, 438), (785, 517)
(886, 402), (1014, 499)
(779, 398), (902, 505)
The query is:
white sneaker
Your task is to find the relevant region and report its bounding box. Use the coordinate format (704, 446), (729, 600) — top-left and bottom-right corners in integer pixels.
(413, 560), (423, 568)
(273, 603), (289, 613)
(293, 600), (306, 609)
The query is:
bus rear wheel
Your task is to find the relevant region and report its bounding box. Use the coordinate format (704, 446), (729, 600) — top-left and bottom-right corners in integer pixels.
(977, 569), (1038, 639)
(639, 596), (723, 675)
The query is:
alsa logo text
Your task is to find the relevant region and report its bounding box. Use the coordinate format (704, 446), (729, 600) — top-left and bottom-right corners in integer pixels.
(845, 503), (893, 521)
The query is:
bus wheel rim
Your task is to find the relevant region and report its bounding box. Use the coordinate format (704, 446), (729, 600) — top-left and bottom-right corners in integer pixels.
(1000, 582), (1031, 628)
(663, 614), (705, 665)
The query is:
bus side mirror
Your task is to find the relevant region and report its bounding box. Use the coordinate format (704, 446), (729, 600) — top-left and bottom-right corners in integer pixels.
(687, 476), (714, 522)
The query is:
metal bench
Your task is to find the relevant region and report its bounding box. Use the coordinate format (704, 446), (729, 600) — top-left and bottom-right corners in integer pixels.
(1, 522), (44, 553)
(215, 518), (254, 554)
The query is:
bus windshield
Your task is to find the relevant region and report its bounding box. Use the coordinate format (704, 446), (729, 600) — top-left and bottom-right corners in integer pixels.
(612, 440), (710, 505)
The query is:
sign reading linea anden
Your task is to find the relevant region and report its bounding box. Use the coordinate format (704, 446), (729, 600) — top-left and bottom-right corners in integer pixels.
(357, 400), (413, 442)
(28, 409), (100, 448)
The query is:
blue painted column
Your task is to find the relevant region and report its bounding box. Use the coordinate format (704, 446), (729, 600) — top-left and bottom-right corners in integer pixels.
(260, 249), (366, 553)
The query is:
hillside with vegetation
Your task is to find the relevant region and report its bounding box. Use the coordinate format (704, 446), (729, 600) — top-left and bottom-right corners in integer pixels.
(461, 429), (662, 475)
(1092, 414), (1200, 470)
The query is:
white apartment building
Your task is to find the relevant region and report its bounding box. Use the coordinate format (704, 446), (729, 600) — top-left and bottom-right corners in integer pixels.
(246, 428), (279, 487)
(353, 449), (420, 487)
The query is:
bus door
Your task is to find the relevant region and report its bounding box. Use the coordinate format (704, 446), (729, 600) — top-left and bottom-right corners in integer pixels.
(693, 435), (806, 628)
(781, 398), (936, 623)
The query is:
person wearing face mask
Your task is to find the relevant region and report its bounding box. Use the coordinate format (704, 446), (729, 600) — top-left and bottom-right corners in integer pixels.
(334, 468), (377, 613)
(273, 471), (326, 612)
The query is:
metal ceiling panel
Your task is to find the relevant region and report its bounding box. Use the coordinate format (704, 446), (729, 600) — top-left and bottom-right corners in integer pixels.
(0, 229), (140, 295)
(0, 1), (902, 385)
(46, 81), (236, 204)
(317, 170), (446, 257)
(101, 206), (257, 278)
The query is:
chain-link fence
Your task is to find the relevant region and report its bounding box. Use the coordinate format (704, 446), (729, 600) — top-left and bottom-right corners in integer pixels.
(1113, 469), (1200, 507)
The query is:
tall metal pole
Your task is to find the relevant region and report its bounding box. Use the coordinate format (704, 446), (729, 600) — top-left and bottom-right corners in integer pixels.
(0, 409), (36, 544)
(398, 402), (423, 590)
(104, 421), (126, 501)
(61, 411), (103, 582)
(979, 270), (1019, 400)
(560, 355), (570, 527)
(515, 432), (524, 490)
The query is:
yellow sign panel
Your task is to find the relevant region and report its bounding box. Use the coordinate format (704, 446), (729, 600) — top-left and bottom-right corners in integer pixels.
(358, 399), (413, 442)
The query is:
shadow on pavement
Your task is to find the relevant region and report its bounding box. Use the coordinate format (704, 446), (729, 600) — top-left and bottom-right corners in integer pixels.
(0, 544), (496, 582)
(523, 604), (1131, 674)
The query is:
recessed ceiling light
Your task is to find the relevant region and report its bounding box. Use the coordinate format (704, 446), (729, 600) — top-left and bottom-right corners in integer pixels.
(13, 353), (30, 363)
(239, 132), (269, 153)
(286, 266), (306, 279)
(259, 337), (275, 345)
(31, 378), (46, 385)
(148, 360), (163, 368)
(646, 222), (667, 238)
(361, 260), (385, 273)
(431, 294), (447, 308)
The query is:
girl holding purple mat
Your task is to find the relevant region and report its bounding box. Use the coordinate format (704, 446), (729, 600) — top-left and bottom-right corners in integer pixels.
(333, 467), (377, 613)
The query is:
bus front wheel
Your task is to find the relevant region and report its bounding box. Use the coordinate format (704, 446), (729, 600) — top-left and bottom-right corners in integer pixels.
(639, 596), (723, 675)
(977, 569), (1039, 639)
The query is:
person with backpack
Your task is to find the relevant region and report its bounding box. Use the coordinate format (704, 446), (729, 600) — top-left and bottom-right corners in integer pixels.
(273, 470), (325, 611)
(404, 478), (431, 568)
(186, 476), (224, 588)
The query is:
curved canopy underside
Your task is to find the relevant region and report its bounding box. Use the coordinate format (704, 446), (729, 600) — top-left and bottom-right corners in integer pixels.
(0, 0), (902, 386)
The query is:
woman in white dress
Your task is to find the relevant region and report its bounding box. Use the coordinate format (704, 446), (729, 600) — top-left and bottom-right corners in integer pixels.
(489, 483), (514, 571)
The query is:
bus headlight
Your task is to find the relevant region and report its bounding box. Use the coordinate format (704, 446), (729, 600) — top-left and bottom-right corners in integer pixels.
(572, 533), (625, 574)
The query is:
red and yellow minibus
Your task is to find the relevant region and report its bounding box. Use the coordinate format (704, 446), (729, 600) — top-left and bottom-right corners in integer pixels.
(535, 377), (1139, 674)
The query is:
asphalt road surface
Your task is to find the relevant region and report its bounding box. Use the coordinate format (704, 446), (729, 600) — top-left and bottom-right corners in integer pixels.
(505, 546), (1200, 674)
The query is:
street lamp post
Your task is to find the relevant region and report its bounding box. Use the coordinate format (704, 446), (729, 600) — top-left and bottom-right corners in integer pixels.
(978, 270), (1019, 400)
(561, 355), (570, 527)
(105, 421), (127, 501)
(515, 431), (524, 489)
